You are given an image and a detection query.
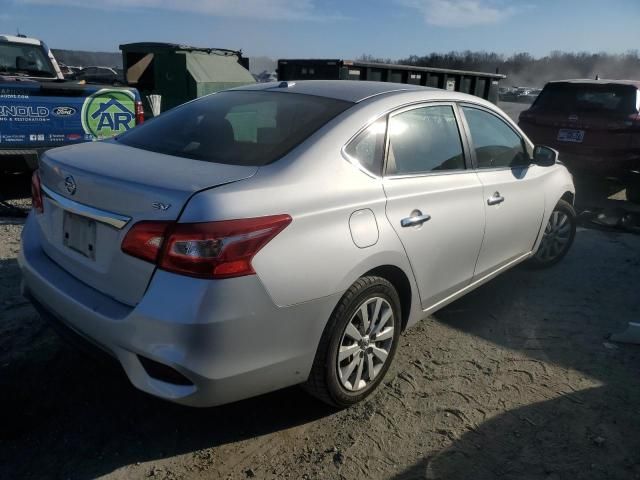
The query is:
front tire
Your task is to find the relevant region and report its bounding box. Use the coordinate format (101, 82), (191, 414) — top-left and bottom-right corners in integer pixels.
(627, 181), (640, 205)
(529, 199), (576, 268)
(304, 276), (402, 408)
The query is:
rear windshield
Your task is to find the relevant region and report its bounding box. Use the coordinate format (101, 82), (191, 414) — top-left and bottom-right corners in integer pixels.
(533, 83), (639, 114)
(118, 91), (353, 166)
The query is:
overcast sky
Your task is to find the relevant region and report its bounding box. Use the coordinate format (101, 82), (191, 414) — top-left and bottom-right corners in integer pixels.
(2, 0), (639, 58)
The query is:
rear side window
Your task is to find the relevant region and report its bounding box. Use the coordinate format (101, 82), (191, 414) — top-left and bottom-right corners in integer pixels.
(118, 91), (352, 166)
(462, 107), (529, 169)
(386, 105), (465, 175)
(344, 118), (387, 175)
(534, 83), (639, 114)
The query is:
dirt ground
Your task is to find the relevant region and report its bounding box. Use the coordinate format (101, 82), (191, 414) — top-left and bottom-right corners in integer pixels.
(1, 172), (640, 480)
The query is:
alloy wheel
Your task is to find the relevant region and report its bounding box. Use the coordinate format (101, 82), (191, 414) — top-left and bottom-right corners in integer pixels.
(337, 297), (395, 392)
(535, 210), (572, 262)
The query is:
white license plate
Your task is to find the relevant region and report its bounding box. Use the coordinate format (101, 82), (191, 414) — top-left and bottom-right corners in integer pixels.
(63, 211), (96, 260)
(557, 129), (585, 143)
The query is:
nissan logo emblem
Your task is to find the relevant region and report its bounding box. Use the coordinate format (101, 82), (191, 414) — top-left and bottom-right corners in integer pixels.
(64, 175), (77, 195)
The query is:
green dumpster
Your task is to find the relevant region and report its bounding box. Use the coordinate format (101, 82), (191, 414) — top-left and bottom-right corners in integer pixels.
(120, 42), (255, 115)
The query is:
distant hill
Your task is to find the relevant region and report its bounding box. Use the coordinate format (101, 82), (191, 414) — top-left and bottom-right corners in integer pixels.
(52, 49), (122, 68)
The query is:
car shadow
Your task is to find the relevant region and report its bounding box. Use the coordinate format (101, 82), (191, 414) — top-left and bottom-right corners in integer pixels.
(391, 229), (640, 479)
(0, 257), (336, 480)
(0, 172), (31, 201)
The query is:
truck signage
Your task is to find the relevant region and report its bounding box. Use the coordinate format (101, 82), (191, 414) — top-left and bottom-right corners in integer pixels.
(52, 106), (76, 117)
(0, 105), (50, 121)
(81, 89), (136, 139)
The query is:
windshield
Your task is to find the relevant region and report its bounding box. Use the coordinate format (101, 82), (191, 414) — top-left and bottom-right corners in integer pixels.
(118, 91), (353, 166)
(0, 41), (56, 78)
(533, 83), (639, 114)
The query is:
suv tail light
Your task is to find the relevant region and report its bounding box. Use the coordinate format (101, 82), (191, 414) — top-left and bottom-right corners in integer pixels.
(122, 215), (291, 279)
(31, 170), (43, 214)
(628, 113), (640, 127)
(135, 100), (145, 125)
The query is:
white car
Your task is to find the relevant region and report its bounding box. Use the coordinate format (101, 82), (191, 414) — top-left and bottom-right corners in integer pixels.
(20, 81), (576, 407)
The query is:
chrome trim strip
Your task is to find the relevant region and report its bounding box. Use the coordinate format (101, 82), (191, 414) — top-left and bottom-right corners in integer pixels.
(41, 184), (131, 229)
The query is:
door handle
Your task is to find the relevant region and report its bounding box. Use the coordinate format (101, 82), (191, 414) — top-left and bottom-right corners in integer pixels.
(401, 210), (431, 228)
(487, 192), (505, 206)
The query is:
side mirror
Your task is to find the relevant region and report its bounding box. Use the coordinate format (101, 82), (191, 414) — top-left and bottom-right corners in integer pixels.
(533, 145), (558, 167)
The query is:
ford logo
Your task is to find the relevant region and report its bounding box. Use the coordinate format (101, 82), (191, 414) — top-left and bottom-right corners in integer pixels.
(53, 106), (76, 117)
(64, 175), (77, 195)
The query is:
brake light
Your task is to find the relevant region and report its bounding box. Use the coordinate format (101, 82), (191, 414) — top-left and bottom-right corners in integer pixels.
(628, 113), (640, 127)
(31, 170), (43, 214)
(121, 215), (291, 279)
(121, 221), (172, 263)
(135, 100), (145, 125)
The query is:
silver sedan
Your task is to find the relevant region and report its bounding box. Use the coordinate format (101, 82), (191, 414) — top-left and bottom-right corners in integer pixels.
(19, 81), (576, 407)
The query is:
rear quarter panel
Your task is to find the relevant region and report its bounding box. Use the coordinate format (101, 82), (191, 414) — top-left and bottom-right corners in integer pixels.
(179, 96), (427, 326)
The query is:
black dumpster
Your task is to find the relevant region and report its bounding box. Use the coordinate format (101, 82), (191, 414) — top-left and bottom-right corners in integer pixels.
(277, 59), (505, 104)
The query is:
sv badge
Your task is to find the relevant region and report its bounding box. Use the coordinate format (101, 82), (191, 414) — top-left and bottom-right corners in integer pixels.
(152, 202), (171, 211)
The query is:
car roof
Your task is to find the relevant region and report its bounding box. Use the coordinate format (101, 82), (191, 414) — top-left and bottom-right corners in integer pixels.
(546, 79), (640, 89)
(0, 34), (41, 46)
(230, 80), (440, 103)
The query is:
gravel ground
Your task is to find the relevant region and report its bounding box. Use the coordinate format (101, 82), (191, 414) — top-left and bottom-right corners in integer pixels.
(1, 174), (639, 480)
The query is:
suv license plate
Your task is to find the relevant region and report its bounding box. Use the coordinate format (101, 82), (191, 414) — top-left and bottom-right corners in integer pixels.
(557, 129), (585, 143)
(63, 211), (97, 260)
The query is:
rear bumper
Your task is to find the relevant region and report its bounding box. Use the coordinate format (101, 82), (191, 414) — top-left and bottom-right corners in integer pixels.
(557, 150), (640, 178)
(19, 213), (340, 407)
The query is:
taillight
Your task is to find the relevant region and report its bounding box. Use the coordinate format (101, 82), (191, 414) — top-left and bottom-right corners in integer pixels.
(31, 170), (43, 214)
(121, 221), (172, 263)
(628, 113), (640, 127)
(121, 215), (291, 279)
(135, 100), (145, 125)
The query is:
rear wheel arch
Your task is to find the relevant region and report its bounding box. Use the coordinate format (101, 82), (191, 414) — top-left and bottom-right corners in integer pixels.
(362, 265), (412, 332)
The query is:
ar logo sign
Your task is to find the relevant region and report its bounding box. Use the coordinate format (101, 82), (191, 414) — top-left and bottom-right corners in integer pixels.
(82, 90), (135, 139)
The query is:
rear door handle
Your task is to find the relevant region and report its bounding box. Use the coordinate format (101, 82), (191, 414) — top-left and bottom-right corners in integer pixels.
(401, 210), (431, 228)
(487, 192), (505, 206)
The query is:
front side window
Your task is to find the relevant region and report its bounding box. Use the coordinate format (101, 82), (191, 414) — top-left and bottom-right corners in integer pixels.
(386, 105), (465, 175)
(462, 107), (529, 169)
(118, 91), (352, 166)
(344, 118), (387, 175)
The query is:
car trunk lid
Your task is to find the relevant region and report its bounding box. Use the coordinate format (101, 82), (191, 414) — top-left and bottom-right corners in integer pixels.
(37, 140), (258, 306)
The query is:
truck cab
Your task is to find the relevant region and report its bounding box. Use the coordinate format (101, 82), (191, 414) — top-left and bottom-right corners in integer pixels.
(0, 34), (63, 81)
(1, 34), (142, 172)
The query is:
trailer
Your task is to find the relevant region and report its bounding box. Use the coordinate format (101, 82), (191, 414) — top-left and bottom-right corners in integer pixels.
(277, 59), (506, 104)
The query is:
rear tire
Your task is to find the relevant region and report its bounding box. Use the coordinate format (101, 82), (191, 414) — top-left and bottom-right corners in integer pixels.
(304, 276), (401, 408)
(528, 199), (576, 268)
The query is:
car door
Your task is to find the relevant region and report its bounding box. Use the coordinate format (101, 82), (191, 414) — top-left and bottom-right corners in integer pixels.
(382, 103), (485, 309)
(459, 104), (546, 279)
